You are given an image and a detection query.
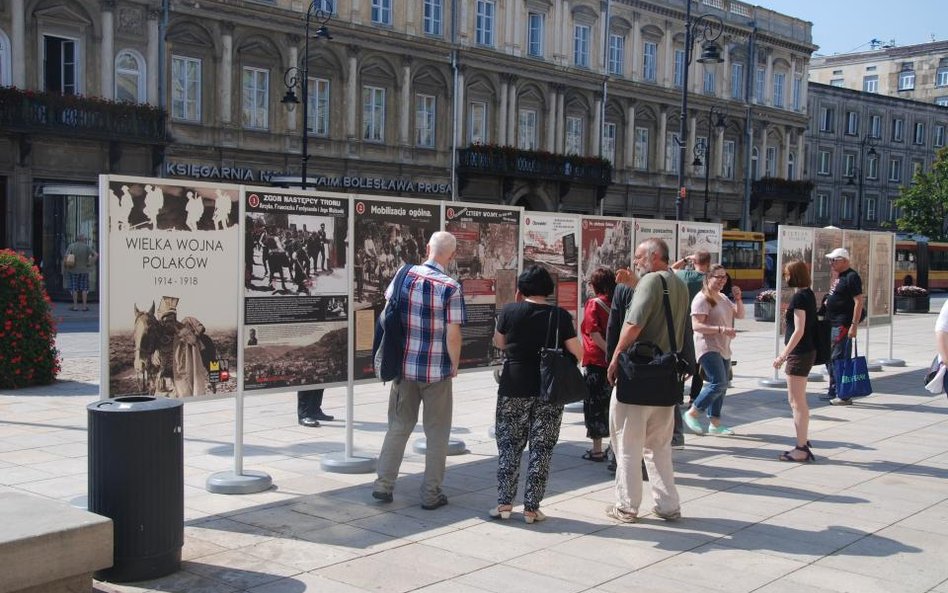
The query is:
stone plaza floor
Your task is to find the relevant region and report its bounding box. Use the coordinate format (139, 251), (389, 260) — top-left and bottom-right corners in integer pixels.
(2, 298), (948, 592)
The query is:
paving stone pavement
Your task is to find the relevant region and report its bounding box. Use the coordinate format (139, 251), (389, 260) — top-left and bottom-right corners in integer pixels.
(3, 300), (948, 592)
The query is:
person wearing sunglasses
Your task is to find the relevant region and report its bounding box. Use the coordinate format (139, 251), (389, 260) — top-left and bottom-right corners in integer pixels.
(682, 264), (744, 435)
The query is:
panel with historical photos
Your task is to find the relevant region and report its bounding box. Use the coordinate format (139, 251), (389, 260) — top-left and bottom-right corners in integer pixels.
(633, 219), (678, 261)
(522, 213), (582, 322)
(678, 222), (723, 264)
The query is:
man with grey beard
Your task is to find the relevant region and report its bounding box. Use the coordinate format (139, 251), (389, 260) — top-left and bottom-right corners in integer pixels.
(605, 238), (688, 524)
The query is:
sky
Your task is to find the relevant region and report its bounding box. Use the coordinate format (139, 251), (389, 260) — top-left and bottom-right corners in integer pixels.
(755, 0), (948, 56)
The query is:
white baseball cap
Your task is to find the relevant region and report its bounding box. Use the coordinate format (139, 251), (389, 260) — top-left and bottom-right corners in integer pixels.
(825, 248), (850, 260)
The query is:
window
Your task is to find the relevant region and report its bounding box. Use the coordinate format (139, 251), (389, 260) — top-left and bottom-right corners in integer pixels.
(665, 131), (679, 173)
(362, 85), (385, 142)
(816, 193), (829, 219)
(866, 65), (877, 72)
(773, 72), (785, 108)
(914, 122), (925, 144)
(694, 136), (707, 176)
(788, 152), (795, 180)
(423, 0), (442, 36)
(643, 41), (657, 82)
(565, 116), (583, 154)
(527, 13), (544, 57)
(114, 50), (144, 103)
(867, 154), (878, 179)
(936, 124), (945, 147)
(842, 194), (854, 219)
(372, 0), (392, 25)
(863, 75), (878, 92)
(830, 78), (844, 87)
(792, 76), (802, 111)
(755, 67), (765, 104)
(765, 146), (777, 177)
(819, 107), (835, 132)
(832, 69), (843, 75)
(913, 161), (923, 178)
(470, 101), (487, 143)
(818, 149), (831, 175)
(938, 66), (948, 87)
(844, 153), (856, 178)
(241, 67), (269, 129)
(893, 118), (904, 142)
(703, 67), (715, 95)
(890, 200), (900, 221)
(870, 114), (882, 138)
(602, 122), (616, 164)
(866, 197), (877, 221)
(415, 94), (435, 147)
(674, 49), (686, 88)
(723, 140), (735, 179)
(634, 127), (649, 169)
(518, 108), (537, 150)
(475, 0), (495, 46)
(0, 29), (10, 86)
(889, 157), (902, 182)
(608, 34), (624, 76)
(898, 69), (915, 90)
(731, 63), (744, 100)
(44, 35), (78, 95)
(171, 55), (201, 122)
(573, 25), (590, 68)
(846, 111), (859, 136)
(308, 77), (330, 136)
(751, 146), (759, 179)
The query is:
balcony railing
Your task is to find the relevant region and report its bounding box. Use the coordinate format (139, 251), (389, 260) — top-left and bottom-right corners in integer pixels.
(751, 177), (814, 202)
(0, 86), (166, 144)
(457, 145), (612, 186)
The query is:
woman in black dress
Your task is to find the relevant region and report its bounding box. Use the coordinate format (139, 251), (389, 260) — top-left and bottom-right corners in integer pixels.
(492, 266), (584, 524)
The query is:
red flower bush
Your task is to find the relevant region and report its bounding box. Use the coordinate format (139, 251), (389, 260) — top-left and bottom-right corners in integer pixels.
(0, 250), (60, 388)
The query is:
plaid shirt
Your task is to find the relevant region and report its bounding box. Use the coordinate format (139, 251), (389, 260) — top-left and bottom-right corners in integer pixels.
(385, 262), (466, 383)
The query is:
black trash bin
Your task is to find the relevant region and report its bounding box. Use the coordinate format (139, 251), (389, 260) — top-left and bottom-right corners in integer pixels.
(88, 396), (183, 582)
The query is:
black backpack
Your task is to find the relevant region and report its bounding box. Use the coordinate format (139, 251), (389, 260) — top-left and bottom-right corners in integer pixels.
(372, 264), (412, 382)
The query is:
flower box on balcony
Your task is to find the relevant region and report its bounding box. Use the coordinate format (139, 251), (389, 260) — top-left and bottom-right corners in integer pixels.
(895, 286), (930, 313)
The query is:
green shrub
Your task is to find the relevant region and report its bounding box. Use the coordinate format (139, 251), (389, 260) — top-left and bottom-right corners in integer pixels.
(0, 249), (60, 388)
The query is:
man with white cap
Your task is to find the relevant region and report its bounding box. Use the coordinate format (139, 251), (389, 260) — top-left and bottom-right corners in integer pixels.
(822, 248), (864, 405)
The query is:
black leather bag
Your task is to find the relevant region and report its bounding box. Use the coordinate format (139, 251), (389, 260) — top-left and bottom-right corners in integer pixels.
(615, 275), (687, 407)
(538, 308), (588, 406)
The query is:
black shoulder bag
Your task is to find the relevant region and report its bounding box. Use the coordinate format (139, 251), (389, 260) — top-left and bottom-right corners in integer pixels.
(538, 307), (588, 406)
(615, 275), (688, 407)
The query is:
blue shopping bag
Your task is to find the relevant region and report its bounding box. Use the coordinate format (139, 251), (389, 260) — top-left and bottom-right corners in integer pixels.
(833, 339), (873, 399)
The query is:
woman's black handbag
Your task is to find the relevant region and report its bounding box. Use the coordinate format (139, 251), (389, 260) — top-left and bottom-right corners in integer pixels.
(538, 308), (588, 406)
(615, 276), (688, 406)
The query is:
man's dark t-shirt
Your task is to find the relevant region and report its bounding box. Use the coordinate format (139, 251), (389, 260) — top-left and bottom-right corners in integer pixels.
(606, 284), (634, 362)
(496, 302), (577, 398)
(785, 288), (817, 354)
(825, 268), (862, 325)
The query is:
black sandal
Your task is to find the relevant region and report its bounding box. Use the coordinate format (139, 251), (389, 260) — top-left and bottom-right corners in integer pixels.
(778, 444), (815, 463)
(582, 449), (606, 462)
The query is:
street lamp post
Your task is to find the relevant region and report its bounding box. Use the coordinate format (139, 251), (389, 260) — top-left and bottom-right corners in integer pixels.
(847, 133), (879, 230)
(675, 2), (724, 221)
(691, 104), (727, 220)
(281, 0), (334, 190)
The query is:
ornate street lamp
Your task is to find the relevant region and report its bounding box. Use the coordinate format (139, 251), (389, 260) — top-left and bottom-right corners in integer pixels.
(691, 104), (727, 220)
(281, 0), (334, 190)
(675, 3), (724, 221)
(846, 133), (879, 230)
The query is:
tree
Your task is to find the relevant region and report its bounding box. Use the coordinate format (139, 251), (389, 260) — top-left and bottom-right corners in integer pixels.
(893, 146), (948, 241)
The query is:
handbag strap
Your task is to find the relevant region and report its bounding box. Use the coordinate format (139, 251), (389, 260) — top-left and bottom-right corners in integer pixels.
(658, 274), (678, 353)
(545, 307), (561, 350)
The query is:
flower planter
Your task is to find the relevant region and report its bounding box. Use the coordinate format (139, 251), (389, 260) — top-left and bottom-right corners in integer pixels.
(754, 301), (776, 322)
(895, 295), (930, 313)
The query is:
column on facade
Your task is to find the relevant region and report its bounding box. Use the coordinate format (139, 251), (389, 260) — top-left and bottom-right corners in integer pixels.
(591, 95), (602, 157)
(405, 0), (416, 35)
(101, 2), (115, 99)
(783, 126), (792, 178)
(507, 78), (517, 145)
(146, 10), (159, 104)
(560, 0), (570, 62)
(760, 124), (769, 176)
(630, 12), (641, 82)
(764, 51), (773, 106)
(624, 103), (636, 169)
(556, 90), (565, 153)
(350, 0), (363, 25)
(285, 42), (298, 132)
(789, 54), (797, 107)
(219, 26), (234, 124)
(498, 77), (509, 145)
(456, 66), (466, 148)
(512, 2), (523, 56)
(721, 38), (731, 100)
(12, 0), (25, 87)
(399, 57), (412, 146)
(546, 86), (557, 152)
(658, 109), (667, 172)
(504, 0), (515, 53)
(346, 46), (359, 139)
(800, 60), (809, 109)
(796, 129), (804, 179)
(661, 21), (673, 87)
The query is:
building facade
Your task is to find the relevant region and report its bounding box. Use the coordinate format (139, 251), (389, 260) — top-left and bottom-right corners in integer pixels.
(810, 40), (948, 107)
(1, 0), (816, 298)
(804, 82), (948, 230)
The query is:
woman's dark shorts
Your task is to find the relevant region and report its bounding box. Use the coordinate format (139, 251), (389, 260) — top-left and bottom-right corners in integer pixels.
(785, 351), (816, 377)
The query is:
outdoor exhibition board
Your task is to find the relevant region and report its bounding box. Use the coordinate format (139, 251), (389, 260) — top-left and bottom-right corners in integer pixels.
(99, 174), (240, 399)
(777, 226), (814, 334)
(351, 196), (442, 382)
(443, 202), (522, 370)
(241, 187), (350, 394)
(677, 222), (723, 264)
(633, 219), (678, 261)
(869, 233), (894, 319)
(522, 212), (581, 323)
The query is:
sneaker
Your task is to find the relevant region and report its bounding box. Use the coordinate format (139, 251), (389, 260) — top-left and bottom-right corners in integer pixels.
(652, 506), (681, 521)
(421, 493), (448, 510)
(671, 436), (685, 450)
(829, 397), (853, 406)
(605, 505), (638, 523)
(682, 411), (705, 435)
(707, 425), (735, 436)
(371, 490), (393, 503)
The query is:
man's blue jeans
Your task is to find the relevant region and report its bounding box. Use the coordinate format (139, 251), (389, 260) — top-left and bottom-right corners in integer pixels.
(826, 325), (852, 398)
(693, 352), (729, 419)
